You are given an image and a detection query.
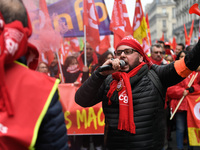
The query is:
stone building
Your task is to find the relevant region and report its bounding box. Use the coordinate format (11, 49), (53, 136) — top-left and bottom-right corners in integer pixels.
(145, 0), (176, 44)
(173, 0), (200, 45)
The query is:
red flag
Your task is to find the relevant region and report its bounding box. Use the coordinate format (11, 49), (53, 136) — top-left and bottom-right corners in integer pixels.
(132, 0), (150, 55)
(199, 20), (200, 40)
(172, 36), (177, 51)
(160, 32), (164, 41)
(96, 35), (111, 55)
(184, 20), (194, 46)
(39, 0), (54, 31)
(83, 0), (100, 50)
(188, 20), (194, 45)
(184, 24), (189, 45)
(122, 0), (132, 36)
(38, 50), (55, 66)
(69, 37), (80, 52)
(146, 13), (152, 46)
(187, 91), (200, 146)
(110, 0), (126, 49)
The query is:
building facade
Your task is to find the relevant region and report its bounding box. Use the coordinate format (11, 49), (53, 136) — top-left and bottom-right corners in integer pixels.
(145, 0), (176, 44)
(173, 0), (200, 45)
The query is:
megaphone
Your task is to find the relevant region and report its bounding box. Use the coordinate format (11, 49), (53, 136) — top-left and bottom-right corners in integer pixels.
(189, 3), (200, 16)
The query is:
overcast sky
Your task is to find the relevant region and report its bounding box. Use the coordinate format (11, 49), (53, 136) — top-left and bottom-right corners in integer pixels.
(104, 0), (153, 25)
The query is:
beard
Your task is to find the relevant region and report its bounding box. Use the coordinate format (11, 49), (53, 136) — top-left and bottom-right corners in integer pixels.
(126, 57), (141, 73)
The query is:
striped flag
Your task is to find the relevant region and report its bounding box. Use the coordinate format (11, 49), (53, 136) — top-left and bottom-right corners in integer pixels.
(132, 0), (150, 55)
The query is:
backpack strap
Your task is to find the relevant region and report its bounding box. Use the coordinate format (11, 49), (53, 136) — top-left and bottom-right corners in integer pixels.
(148, 69), (166, 105)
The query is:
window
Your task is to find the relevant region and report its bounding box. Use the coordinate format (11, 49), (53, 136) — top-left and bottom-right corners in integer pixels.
(172, 8), (176, 18)
(162, 8), (166, 14)
(172, 23), (176, 29)
(163, 20), (166, 28)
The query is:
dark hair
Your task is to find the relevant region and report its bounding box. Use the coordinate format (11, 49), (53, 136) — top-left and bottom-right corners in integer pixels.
(157, 40), (165, 45)
(98, 51), (114, 66)
(177, 43), (185, 51)
(150, 43), (163, 53)
(0, 0), (28, 27)
(176, 50), (188, 60)
(186, 45), (194, 51)
(64, 56), (78, 69)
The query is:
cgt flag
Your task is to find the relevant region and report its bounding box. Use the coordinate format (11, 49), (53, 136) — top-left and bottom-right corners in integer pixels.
(110, 0), (131, 49)
(110, 0), (126, 49)
(146, 13), (152, 46)
(132, 0), (150, 56)
(96, 35), (111, 55)
(187, 91), (200, 146)
(83, 0), (100, 50)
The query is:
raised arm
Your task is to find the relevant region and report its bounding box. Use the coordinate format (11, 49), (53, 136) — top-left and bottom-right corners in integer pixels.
(153, 40), (200, 88)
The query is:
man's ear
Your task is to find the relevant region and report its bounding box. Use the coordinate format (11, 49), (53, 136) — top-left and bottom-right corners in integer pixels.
(139, 54), (143, 63)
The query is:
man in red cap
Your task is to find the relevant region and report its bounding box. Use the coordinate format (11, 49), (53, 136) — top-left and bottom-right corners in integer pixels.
(75, 35), (200, 150)
(0, 0), (68, 149)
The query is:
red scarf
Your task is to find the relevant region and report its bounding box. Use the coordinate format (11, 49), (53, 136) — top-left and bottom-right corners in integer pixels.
(107, 62), (145, 134)
(149, 57), (163, 65)
(66, 64), (80, 73)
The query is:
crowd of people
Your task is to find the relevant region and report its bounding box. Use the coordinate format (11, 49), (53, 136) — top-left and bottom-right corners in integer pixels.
(2, 0), (200, 150)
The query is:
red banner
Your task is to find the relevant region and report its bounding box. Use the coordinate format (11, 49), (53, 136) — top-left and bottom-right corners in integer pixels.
(58, 84), (105, 135)
(187, 91), (200, 146)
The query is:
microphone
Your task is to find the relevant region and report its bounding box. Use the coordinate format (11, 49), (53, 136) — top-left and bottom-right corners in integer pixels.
(99, 60), (125, 72)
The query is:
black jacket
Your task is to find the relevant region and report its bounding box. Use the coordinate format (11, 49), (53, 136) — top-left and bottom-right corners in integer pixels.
(75, 40), (200, 150)
(35, 90), (68, 150)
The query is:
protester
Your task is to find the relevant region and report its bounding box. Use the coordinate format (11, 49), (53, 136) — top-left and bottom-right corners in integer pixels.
(37, 61), (49, 76)
(166, 50), (200, 150)
(149, 43), (168, 65)
(76, 42), (100, 150)
(75, 36), (200, 150)
(164, 42), (173, 55)
(89, 50), (115, 150)
(165, 55), (174, 63)
(62, 55), (88, 84)
(77, 42), (99, 76)
(0, 0), (68, 149)
(92, 50), (114, 72)
(157, 40), (165, 49)
(175, 43), (185, 56)
(49, 52), (60, 78)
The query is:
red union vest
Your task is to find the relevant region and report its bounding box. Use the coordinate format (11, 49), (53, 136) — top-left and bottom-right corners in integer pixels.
(0, 61), (60, 150)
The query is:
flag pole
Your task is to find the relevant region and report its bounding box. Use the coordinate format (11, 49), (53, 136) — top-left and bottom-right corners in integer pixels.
(84, 25), (87, 66)
(83, 0), (87, 67)
(170, 72), (198, 120)
(55, 49), (65, 83)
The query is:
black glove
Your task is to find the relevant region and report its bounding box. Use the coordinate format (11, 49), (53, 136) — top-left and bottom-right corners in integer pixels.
(186, 87), (194, 93)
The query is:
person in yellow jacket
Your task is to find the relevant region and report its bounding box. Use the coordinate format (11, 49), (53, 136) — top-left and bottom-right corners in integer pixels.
(0, 0), (68, 149)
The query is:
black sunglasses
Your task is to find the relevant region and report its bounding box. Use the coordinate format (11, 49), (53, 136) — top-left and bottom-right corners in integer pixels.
(115, 49), (137, 56)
